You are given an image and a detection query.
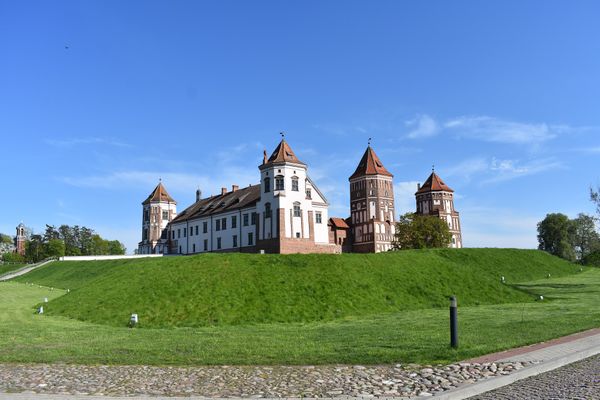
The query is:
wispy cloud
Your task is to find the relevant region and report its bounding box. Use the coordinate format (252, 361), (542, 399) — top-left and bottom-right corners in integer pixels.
(394, 181), (420, 215)
(46, 137), (131, 148)
(405, 114), (439, 139)
(442, 156), (563, 184)
(444, 116), (557, 144)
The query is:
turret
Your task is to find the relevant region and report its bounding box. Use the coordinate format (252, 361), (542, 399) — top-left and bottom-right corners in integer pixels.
(138, 181), (177, 254)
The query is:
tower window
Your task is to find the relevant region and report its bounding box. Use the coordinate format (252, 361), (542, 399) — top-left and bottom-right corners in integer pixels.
(275, 175), (284, 191)
(264, 177), (271, 193)
(162, 210), (169, 220)
(291, 176), (299, 191)
(265, 202), (272, 218)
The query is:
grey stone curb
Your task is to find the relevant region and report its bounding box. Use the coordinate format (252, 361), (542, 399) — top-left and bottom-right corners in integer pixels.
(425, 343), (600, 399)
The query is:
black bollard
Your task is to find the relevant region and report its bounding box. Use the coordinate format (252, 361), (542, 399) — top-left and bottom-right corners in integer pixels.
(450, 295), (458, 348)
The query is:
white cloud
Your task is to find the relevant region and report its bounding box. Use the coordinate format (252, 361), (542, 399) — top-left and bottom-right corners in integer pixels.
(444, 116), (557, 144)
(441, 157), (489, 182)
(405, 114), (439, 139)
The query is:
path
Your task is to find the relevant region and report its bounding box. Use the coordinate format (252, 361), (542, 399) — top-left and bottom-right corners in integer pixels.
(0, 259), (54, 281)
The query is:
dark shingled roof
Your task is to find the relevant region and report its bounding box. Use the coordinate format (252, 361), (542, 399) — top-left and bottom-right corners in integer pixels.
(349, 146), (393, 180)
(416, 171), (454, 194)
(142, 182), (177, 205)
(170, 184), (261, 223)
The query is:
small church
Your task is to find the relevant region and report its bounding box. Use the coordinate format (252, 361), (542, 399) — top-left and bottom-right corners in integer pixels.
(138, 138), (462, 254)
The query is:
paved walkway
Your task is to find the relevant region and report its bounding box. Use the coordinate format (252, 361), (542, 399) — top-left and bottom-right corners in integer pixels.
(0, 260), (54, 282)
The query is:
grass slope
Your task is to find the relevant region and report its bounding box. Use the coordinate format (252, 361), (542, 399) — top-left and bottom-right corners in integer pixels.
(1, 268), (599, 365)
(0, 263), (26, 276)
(14, 249), (580, 328)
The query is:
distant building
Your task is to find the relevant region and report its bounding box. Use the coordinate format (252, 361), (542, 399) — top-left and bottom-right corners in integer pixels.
(15, 223), (26, 256)
(137, 182), (177, 254)
(415, 170), (462, 248)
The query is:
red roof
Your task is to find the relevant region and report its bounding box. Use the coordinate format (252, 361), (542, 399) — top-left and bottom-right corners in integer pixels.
(263, 139), (305, 166)
(416, 171), (454, 194)
(142, 182), (177, 205)
(349, 146), (393, 180)
(329, 217), (350, 229)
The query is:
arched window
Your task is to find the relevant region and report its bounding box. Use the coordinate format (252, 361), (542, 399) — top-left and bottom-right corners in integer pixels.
(291, 176), (299, 191)
(264, 177), (270, 193)
(275, 175), (285, 191)
(265, 202), (272, 218)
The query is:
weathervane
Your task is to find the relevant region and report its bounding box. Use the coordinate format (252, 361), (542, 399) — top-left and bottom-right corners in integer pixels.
(432, 164), (435, 172)
(280, 131), (285, 139)
(368, 137), (372, 147)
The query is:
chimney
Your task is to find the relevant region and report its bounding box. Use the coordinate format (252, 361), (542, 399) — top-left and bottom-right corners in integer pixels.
(196, 188), (202, 202)
(221, 187), (227, 195)
(417, 183), (421, 190)
(232, 185), (239, 192)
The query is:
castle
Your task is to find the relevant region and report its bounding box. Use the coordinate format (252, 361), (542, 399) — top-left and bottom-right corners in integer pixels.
(138, 138), (462, 254)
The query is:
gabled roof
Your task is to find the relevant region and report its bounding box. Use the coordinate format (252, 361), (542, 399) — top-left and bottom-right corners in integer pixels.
(329, 217), (350, 229)
(349, 146), (393, 180)
(262, 139), (305, 166)
(416, 171), (454, 194)
(170, 185), (261, 223)
(142, 182), (177, 205)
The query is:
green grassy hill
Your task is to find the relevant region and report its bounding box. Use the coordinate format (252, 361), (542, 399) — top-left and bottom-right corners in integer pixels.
(14, 249), (580, 328)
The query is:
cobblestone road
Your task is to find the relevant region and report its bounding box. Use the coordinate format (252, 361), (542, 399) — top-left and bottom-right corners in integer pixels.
(470, 354), (600, 400)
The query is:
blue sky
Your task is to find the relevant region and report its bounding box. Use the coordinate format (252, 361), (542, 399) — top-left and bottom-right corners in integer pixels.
(1, 1), (599, 253)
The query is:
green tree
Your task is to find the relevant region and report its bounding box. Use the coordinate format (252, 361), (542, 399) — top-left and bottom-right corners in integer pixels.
(537, 213), (577, 261)
(1, 252), (25, 263)
(44, 238), (65, 259)
(393, 212), (452, 249)
(25, 234), (45, 263)
(571, 213), (600, 260)
(591, 186), (600, 217)
(108, 240), (126, 255)
(0, 234), (12, 245)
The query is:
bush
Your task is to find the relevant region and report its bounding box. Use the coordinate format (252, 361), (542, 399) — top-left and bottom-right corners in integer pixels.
(2, 252), (25, 263)
(582, 250), (600, 267)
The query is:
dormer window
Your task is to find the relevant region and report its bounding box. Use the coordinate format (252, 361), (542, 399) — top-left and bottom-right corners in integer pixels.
(264, 177), (271, 193)
(275, 175), (284, 191)
(291, 176), (299, 191)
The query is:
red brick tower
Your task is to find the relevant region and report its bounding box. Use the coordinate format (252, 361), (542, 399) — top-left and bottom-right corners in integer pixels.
(15, 222), (26, 256)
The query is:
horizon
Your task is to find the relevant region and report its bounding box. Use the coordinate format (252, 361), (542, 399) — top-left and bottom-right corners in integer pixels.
(1, 1), (599, 253)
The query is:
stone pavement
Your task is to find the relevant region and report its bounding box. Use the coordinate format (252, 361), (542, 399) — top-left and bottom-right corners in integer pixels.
(0, 329), (598, 399)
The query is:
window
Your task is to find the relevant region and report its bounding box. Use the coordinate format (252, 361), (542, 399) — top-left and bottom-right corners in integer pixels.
(264, 177), (271, 193)
(243, 213), (249, 226)
(161, 229), (167, 239)
(193, 243), (196, 252)
(231, 215), (237, 229)
(305, 188), (312, 199)
(295, 232), (301, 238)
(217, 237), (221, 249)
(172, 230), (175, 239)
(293, 203), (301, 217)
(216, 220), (221, 231)
(189, 227), (193, 237)
(195, 225), (199, 235)
(291, 176), (299, 191)
(222, 217), (227, 230)
(179, 246), (182, 254)
(143, 210), (149, 222)
(162, 210), (169, 220)
(183, 228), (187, 237)
(316, 212), (322, 224)
(143, 229), (148, 240)
(203, 239), (208, 251)
(251, 212), (257, 225)
(265, 203), (272, 218)
(247, 232), (253, 246)
(233, 235), (238, 247)
(177, 229), (181, 238)
(203, 221), (208, 233)
(275, 175), (284, 191)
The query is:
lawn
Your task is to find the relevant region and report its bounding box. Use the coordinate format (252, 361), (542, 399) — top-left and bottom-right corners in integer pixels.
(12, 249), (581, 328)
(0, 263), (26, 276)
(1, 266), (599, 366)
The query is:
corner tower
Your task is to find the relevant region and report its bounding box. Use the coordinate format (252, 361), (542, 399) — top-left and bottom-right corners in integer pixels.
(349, 145), (395, 253)
(138, 181), (177, 254)
(256, 137), (334, 253)
(415, 170), (462, 248)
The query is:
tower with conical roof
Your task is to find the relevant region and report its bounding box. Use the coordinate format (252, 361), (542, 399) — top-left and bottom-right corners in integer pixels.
(138, 181), (177, 254)
(255, 135), (334, 253)
(349, 144), (396, 253)
(415, 169), (462, 248)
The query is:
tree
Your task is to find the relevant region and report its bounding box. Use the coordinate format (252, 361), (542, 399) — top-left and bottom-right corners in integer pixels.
(44, 238), (65, 259)
(25, 234), (45, 263)
(2, 252), (25, 263)
(570, 213), (600, 260)
(108, 240), (126, 255)
(0, 233), (12, 245)
(591, 186), (600, 217)
(393, 212), (452, 249)
(537, 213), (577, 261)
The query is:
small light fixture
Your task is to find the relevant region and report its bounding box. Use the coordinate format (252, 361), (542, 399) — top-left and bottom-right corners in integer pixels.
(538, 295), (544, 301)
(129, 313), (139, 327)
(38, 306), (44, 314)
